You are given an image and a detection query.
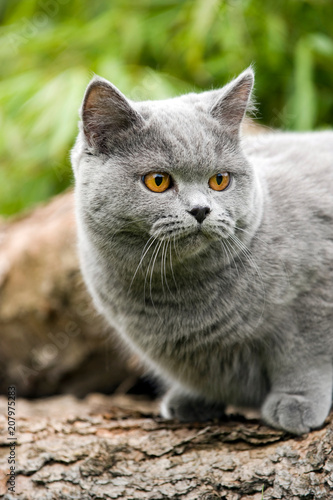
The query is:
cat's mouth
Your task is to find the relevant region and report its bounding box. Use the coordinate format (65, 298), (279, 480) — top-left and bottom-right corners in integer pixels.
(176, 229), (226, 258)
(151, 225), (230, 258)
(152, 224), (230, 242)
(148, 217), (234, 259)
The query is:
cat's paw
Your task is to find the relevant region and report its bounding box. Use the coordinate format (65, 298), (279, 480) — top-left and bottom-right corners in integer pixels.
(262, 393), (325, 434)
(161, 390), (225, 422)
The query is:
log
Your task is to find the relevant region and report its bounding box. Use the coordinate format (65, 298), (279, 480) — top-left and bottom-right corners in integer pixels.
(0, 394), (332, 499)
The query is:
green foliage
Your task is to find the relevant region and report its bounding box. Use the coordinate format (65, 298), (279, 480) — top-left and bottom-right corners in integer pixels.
(0, 0), (332, 215)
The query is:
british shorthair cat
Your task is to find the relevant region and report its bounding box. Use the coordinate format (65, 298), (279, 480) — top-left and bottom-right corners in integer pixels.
(71, 68), (333, 434)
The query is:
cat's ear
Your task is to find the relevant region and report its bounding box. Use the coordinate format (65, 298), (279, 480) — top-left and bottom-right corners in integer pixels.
(210, 67), (254, 134)
(81, 76), (144, 152)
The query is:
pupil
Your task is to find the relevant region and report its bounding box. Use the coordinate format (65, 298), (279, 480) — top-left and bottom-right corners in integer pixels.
(155, 175), (163, 186)
(216, 174), (223, 185)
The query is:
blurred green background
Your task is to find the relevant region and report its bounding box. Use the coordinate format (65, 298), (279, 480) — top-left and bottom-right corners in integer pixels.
(0, 0), (332, 216)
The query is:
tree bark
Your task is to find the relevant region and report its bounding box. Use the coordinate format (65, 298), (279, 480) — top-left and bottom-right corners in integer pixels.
(0, 394), (332, 499)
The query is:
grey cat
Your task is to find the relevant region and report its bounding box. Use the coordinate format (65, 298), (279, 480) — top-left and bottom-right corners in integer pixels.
(71, 68), (333, 434)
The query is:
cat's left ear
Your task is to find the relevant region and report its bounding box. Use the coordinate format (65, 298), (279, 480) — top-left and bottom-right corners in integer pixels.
(210, 67), (254, 134)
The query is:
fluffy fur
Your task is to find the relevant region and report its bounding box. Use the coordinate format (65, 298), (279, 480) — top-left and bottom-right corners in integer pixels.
(71, 68), (333, 434)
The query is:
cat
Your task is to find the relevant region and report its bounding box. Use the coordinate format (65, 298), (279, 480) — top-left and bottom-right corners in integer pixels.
(71, 68), (333, 435)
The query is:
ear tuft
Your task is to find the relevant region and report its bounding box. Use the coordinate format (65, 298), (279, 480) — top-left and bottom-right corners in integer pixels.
(211, 67), (255, 134)
(81, 77), (143, 152)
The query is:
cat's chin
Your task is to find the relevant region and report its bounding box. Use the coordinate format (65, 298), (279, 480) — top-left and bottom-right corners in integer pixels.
(174, 231), (218, 259)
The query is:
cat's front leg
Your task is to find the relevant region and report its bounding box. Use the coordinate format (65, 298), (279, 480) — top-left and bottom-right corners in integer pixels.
(161, 387), (226, 422)
(261, 361), (332, 434)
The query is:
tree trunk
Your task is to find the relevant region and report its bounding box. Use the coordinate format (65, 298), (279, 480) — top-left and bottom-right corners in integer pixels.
(0, 394), (332, 499)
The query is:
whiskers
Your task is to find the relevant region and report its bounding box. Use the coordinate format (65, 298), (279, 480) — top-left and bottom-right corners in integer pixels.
(124, 215), (267, 330)
(230, 232), (264, 287)
(102, 217), (148, 248)
(229, 228), (266, 329)
(127, 229), (179, 310)
(128, 231), (162, 293)
(235, 224), (291, 298)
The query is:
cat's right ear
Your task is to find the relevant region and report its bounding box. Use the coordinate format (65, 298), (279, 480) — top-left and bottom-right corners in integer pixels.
(81, 77), (144, 152)
(210, 67), (254, 135)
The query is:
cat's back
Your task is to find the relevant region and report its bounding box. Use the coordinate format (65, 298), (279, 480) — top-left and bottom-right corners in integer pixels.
(243, 130), (333, 219)
(243, 130), (333, 176)
(243, 130), (333, 319)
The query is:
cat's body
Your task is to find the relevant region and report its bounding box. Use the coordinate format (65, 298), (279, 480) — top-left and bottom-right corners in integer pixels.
(72, 69), (333, 434)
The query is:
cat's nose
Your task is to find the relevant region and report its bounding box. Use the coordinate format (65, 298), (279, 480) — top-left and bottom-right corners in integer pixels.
(188, 206), (211, 224)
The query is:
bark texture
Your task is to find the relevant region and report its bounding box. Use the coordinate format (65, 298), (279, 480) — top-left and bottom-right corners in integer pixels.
(0, 394), (332, 500)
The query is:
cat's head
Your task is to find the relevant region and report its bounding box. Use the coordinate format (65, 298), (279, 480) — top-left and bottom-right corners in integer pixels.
(72, 68), (261, 260)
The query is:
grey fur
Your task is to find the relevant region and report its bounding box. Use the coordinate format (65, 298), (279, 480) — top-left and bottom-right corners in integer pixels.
(71, 68), (333, 434)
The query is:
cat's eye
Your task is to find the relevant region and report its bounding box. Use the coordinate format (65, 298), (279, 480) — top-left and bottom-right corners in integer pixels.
(209, 172), (231, 191)
(143, 172), (171, 193)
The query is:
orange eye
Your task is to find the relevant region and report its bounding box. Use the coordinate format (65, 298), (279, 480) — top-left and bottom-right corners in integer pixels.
(209, 172), (230, 191)
(143, 172), (171, 193)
